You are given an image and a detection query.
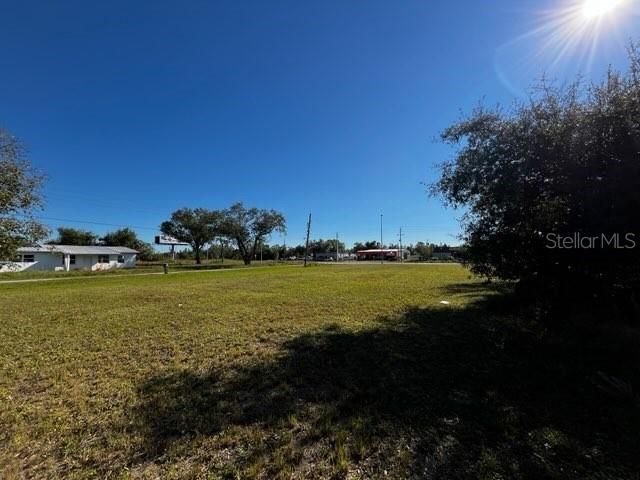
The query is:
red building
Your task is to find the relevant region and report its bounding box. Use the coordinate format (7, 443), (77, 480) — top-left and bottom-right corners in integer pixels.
(355, 249), (407, 261)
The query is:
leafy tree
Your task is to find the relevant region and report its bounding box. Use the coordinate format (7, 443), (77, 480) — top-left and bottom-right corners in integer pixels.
(101, 227), (155, 260)
(353, 241), (379, 251)
(432, 47), (640, 320)
(266, 243), (286, 261)
(284, 244), (306, 258)
(414, 242), (432, 260)
(432, 243), (450, 253)
(50, 227), (97, 246)
(353, 242), (366, 252)
(220, 203), (286, 265)
(176, 248), (194, 261)
(0, 128), (47, 260)
(327, 239), (346, 253)
(161, 208), (222, 264)
(307, 239), (346, 255)
(101, 227), (137, 248)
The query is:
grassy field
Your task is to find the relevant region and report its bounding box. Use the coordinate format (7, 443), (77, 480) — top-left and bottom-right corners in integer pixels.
(1, 265), (638, 479)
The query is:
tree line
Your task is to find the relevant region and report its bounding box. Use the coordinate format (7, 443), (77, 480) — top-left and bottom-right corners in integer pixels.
(184, 239), (453, 261)
(45, 227), (157, 260)
(38, 206), (287, 266)
(160, 205), (286, 265)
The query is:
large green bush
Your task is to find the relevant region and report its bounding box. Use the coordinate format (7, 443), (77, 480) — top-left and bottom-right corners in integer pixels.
(433, 47), (640, 320)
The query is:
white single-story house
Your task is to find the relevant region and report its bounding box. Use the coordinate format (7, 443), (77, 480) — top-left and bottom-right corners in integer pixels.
(1, 245), (138, 272)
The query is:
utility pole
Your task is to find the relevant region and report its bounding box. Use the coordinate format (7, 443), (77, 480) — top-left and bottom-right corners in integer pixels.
(304, 213), (312, 267)
(399, 227), (403, 263)
(380, 214), (384, 264)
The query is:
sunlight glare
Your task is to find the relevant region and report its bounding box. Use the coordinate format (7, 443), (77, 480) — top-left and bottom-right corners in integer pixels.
(582, 0), (625, 19)
(494, 0), (634, 97)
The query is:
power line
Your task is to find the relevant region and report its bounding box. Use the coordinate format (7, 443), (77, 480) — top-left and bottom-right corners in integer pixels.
(15, 214), (158, 231)
(44, 192), (165, 216)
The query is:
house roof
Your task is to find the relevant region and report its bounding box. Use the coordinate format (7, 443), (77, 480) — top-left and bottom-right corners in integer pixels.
(17, 245), (138, 255)
(15, 245), (58, 253)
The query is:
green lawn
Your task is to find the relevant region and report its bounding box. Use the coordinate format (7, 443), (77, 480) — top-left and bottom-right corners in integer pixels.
(0, 266), (160, 281)
(0, 265), (638, 479)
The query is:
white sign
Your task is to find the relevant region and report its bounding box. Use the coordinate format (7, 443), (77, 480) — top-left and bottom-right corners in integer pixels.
(155, 234), (188, 245)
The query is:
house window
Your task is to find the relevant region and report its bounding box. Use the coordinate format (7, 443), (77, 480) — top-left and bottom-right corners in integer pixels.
(117, 255), (125, 264)
(98, 255), (110, 263)
(70, 255), (76, 265)
(22, 254), (35, 263)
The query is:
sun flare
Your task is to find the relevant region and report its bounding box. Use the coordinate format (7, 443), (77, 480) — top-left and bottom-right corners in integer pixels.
(582, 0), (626, 19)
(494, 0), (634, 97)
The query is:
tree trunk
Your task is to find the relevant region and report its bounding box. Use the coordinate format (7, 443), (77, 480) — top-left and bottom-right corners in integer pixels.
(195, 246), (201, 264)
(248, 237), (259, 266)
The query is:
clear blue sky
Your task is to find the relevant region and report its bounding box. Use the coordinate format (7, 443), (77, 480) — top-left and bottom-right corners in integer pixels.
(1, 0), (637, 248)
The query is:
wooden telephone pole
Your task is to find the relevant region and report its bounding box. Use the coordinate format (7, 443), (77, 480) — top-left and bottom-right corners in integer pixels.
(304, 213), (312, 267)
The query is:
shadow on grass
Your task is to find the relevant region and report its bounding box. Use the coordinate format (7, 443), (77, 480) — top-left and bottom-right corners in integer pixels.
(132, 294), (640, 479)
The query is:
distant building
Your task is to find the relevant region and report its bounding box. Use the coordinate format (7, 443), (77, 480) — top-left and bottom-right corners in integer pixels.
(314, 252), (337, 261)
(1, 245), (138, 272)
(314, 252), (356, 261)
(355, 249), (409, 261)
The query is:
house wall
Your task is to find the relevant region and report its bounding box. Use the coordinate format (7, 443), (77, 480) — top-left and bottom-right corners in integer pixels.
(0, 252), (137, 272)
(0, 252), (63, 272)
(71, 254), (93, 270)
(90, 254), (136, 271)
(0, 252), (64, 272)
